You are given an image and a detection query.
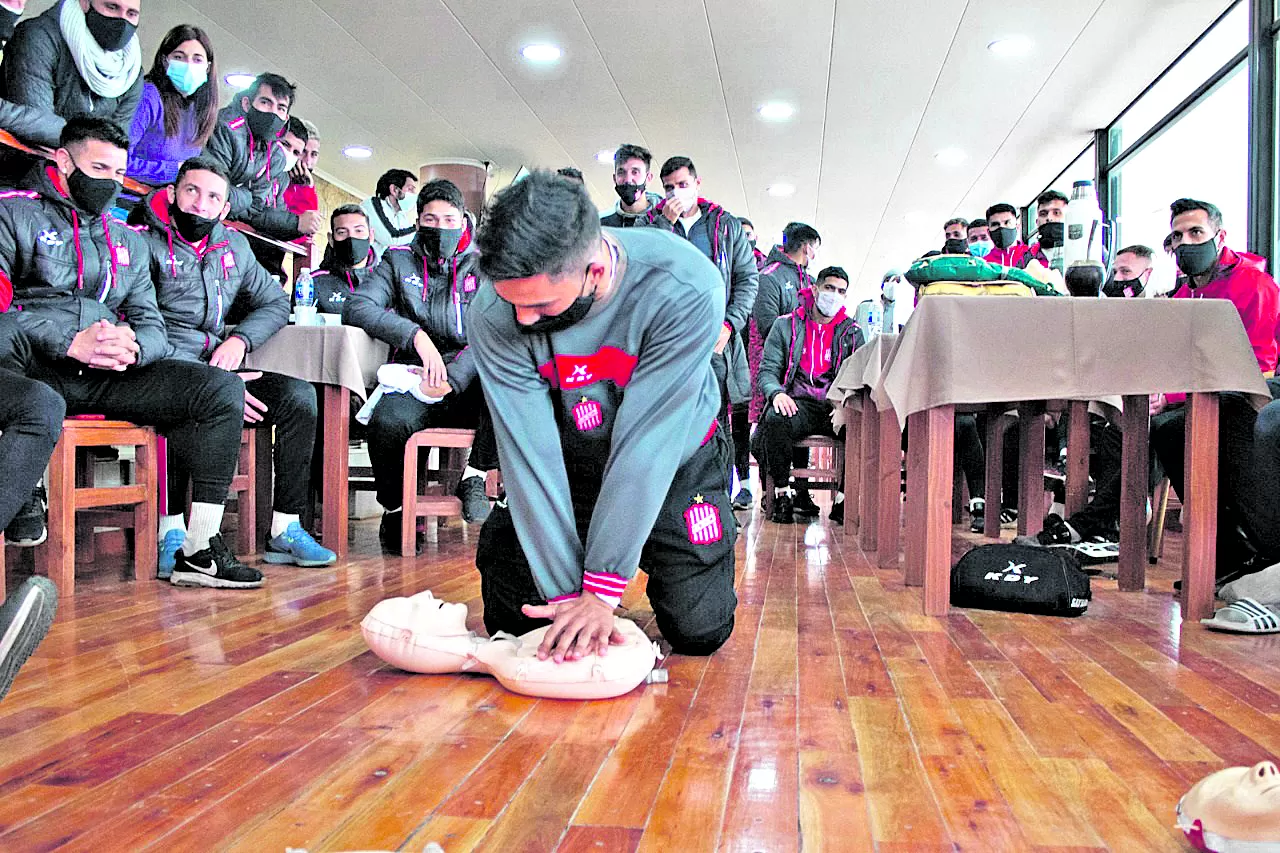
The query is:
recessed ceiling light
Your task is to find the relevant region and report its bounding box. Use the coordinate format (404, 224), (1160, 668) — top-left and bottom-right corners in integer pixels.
(224, 72), (256, 89)
(757, 102), (795, 122)
(987, 36), (1033, 57)
(595, 148), (615, 165)
(342, 145), (373, 160)
(521, 43), (562, 64)
(767, 183), (795, 197)
(935, 147), (966, 166)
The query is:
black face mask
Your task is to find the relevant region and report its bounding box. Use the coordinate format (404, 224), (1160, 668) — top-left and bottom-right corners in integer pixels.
(614, 182), (644, 205)
(85, 7), (136, 52)
(0, 7), (21, 42)
(747, 236), (758, 249)
(333, 236), (370, 267)
(246, 107), (286, 143)
(417, 225), (464, 262)
(170, 204), (218, 242)
(991, 226), (1019, 250)
(66, 166), (120, 215)
(1038, 221), (1065, 249)
(517, 272), (595, 335)
(1175, 239), (1221, 277)
(942, 238), (969, 255)
(1102, 273), (1146, 298)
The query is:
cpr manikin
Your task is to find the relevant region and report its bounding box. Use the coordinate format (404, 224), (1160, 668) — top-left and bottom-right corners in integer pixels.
(1176, 760), (1280, 851)
(360, 591), (661, 700)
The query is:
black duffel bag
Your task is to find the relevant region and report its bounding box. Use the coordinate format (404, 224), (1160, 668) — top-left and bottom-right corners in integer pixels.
(951, 544), (1091, 617)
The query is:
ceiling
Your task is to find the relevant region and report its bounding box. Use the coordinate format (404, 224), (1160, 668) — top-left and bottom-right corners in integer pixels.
(118, 0), (1234, 302)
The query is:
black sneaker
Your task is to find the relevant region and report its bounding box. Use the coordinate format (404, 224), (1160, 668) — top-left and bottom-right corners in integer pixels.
(4, 486), (47, 547)
(457, 476), (491, 524)
(769, 493), (795, 525)
(970, 507), (1017, 533)
(170, 534), (264, 589)
(1036, 513), (1075, 546)
(829, 499), (845, 525)
(0, 576), (57, 700)
(792, 489), (820, 517)
(379, 510), (423, 555)
(731, 488), (753, 511)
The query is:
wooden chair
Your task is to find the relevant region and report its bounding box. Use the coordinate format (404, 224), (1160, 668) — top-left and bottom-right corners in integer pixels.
(158, 429), (260, 557)
(400, 428), (476, 557)
(1148, 476), (1173, 565)
(762, 434), (845, 514)
(36, 419), (158, 594)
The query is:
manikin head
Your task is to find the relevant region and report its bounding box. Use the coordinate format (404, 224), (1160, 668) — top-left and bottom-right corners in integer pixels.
(1177, 761), (1280, 848)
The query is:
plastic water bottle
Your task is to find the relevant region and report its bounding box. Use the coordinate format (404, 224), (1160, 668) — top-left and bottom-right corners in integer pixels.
(293, 269), (317, 325)
(1064, 181), (1104, 268)
(854, 299), (882, 338)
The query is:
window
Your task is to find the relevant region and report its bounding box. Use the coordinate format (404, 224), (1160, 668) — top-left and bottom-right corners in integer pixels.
(1110, 62), (1248, 294)
(1024, 143), (1097, 242)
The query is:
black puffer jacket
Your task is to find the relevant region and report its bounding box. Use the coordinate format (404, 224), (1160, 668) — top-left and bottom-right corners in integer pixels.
(203, 103), (299, 239)
(135, 189), (287, 362)
(343, 231), (482, 391)
(0, 163), (163, 365)
(0, 1), (142, 147)
(312, 247), (380, 315)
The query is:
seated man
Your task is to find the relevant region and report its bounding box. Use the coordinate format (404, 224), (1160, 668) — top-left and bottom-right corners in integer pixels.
(203, 73), (322, 243)
(1151, 198), (1280, 577)
(138, 156), (334, 575)
(312, 204), (379, 314)
(470, 170), (737, 659)
(754, 266), (861, 524)
(0, 117), (257, 589)
(344, 179), (493, 548)
(0, 0), (142, 148)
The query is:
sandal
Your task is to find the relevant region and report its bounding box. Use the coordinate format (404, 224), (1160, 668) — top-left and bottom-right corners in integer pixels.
(1200, 598), (1280, 634)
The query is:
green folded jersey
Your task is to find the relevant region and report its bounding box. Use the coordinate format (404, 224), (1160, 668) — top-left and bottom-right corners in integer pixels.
(905, 253), (1061, 296)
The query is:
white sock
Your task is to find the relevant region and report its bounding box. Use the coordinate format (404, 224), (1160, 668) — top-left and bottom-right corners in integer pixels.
(183, 502), (225, 555)
(159, 514), (186, 539)
(774, 485), (792, 498)
(462, 466), (486, 482)
(270, 512), (299, 538)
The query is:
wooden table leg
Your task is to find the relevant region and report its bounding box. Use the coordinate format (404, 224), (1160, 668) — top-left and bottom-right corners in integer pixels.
(1181, 392), (1219, 621)
(1017, 403), (1046, 537)
(859, 394), (880, 553)
(983, 413), (1005, 539)
(1064, 400), (1090, 518)
(875, 404), (901, 569)
(905, 406), (955, 613)
(321, 385), (350, 560)
(843, 400), (861, 537)
(1119, 395), (1150, 591)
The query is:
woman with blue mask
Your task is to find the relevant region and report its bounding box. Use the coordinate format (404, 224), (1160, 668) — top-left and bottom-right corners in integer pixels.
(127, 25), (220, 186)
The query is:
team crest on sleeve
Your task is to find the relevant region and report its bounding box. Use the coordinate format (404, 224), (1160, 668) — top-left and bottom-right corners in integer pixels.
(684, 495), (723, 545)
(113, 244), (130, 266)
(572, 396), (603, 432)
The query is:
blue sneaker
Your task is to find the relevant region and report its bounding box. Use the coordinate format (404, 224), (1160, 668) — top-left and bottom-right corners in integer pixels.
(157, 529), (185, 580)
(264, 522), (336, 567)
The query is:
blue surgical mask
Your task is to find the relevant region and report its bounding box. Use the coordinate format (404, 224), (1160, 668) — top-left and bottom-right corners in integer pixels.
(166, 60), (208, 97)
(969, 240), (994, 257)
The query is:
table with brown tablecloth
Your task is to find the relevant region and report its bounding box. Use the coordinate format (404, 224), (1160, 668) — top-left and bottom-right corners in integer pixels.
(244, 324), (389, 559)
(871, 296), (1271, 618)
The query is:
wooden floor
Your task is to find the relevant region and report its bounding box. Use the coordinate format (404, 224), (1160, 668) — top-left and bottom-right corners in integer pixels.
(1, 499), (1278, 853)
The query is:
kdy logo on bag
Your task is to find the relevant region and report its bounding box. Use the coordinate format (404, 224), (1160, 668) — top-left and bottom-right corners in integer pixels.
(984, 561), (1039, 585)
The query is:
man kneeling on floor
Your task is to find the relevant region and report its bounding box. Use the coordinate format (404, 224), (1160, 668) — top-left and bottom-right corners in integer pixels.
(469, 170), (738, 660)
(138, 157), (334, 575)
(753, 266), (862, 524)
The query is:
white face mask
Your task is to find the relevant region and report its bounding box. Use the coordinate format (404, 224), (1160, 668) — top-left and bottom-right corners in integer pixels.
(669, 186), (698, 213)
(816, 291), (843, 317)
(882, 278), (897, 301)
(280, 146), (299, 172)
(398, 189), (416, 213)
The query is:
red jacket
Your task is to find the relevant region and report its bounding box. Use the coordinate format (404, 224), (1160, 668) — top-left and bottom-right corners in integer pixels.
(284, 182), (318, 216)
(983, 242), (1046, 269)
(1172, 245), (1280, 375)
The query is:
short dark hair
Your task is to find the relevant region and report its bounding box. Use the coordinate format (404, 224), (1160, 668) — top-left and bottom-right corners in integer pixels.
(614, 143), (651, 170)
(60, 116), (129, 151)
(417, 178), (465, 215)
(816, 266), (849, 286)
(782, 222), (821, 251)
(249, 73), (295, 110)
(556, 166), (584, 182)
(944, 217), (968, 230)
(284, 116), (309, 142)
(966, 217), (988, 231)
(330, 203), (367, 227)
(660, 156), (697, 180)
(1037, 190), (1069, 208)
(376, 168), (417, 200)
(1116, 244), (1155, 261)
(175, 156), (231, 190)
(1170, 197), (1223, 230)
(738, 217), (754, 229)
(477, 169), (599, 281)
(985, 202), (1017, 220)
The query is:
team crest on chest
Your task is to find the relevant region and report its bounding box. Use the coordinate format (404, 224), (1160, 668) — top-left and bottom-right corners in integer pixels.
(403, 273), (423, 289)
(38, 229), (63, 247)
(684, 495), (723, 545)
(572, 397), (602, 432)
(463, 274), (477, 293)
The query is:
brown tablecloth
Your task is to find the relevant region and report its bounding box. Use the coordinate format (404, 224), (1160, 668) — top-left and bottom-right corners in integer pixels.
(243, 324), (388, 400)
(828, 334), (899, 429)
(872, 297), (1271, 419)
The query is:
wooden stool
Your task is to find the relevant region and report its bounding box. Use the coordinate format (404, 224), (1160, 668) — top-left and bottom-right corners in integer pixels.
(763, 434), (845, 514)
(400, 428), (476, 557)
(159, 429), (260, 557)
(36, 419), (158, 594)
(1148, 476), (1173, 564)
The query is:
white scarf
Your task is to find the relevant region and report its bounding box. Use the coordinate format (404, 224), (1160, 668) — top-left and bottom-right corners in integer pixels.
(58, 0), (141, 100)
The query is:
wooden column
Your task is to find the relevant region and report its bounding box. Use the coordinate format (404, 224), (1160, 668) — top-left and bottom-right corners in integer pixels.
(875, 405), (902, 569)
(1017, 403), (1046, 537)
(1119, 396), (1150, 591)
(321, 386), (351, 560)
(1064, 400), (1091, 518)
(419, 160), (489, 219)
(859, 395), (880, 553)
(1181, 393), (1219, 621)
(983, 413), (1005, 539)
(904, 406), (955, 613)
(842, 400), (862, 537)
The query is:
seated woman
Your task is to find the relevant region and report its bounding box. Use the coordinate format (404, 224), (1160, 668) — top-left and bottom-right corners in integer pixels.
(343, 179), (496, 550)
(127, 25), (219, 187)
